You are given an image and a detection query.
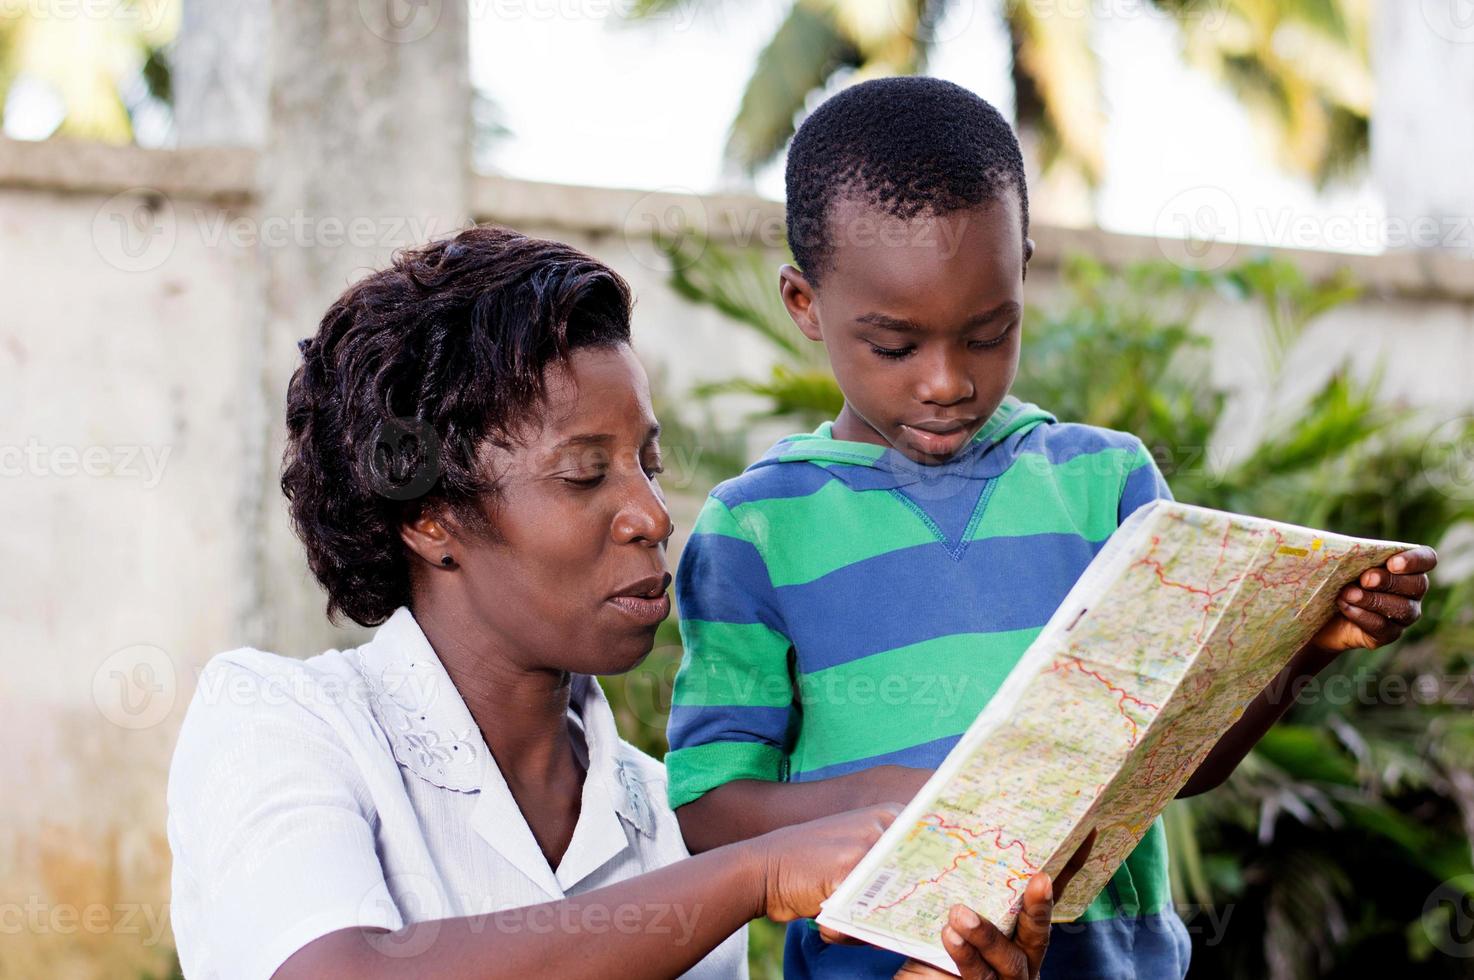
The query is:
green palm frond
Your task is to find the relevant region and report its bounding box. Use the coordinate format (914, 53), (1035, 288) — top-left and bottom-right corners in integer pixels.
(1152, 0), (1372, 186)
(659, 235), (810, 359)
(723, 2), (862, 172)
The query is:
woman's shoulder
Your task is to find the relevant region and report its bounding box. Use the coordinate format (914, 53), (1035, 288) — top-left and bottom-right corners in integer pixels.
(194, 644), (368, 704)
(170, 644), (383, 789)
(183, 644), (378, 733)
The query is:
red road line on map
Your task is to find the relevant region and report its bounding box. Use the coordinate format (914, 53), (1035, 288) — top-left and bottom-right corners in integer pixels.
(1046, 656), (1160, 746)
(872, 848), (978, 912)
(870, 815), (1041, 913)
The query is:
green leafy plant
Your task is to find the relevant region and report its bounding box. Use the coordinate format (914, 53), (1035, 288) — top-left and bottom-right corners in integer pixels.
(646, 234), (1474, 979)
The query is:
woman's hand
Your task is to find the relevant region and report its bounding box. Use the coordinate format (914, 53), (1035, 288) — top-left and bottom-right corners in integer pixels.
(752, 804), (901, 923)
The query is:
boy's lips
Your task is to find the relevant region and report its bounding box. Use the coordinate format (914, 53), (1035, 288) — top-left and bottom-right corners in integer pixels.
(899, 418), (978, 456)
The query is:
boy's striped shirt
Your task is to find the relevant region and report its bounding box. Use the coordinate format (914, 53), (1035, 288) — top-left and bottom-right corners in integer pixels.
(667, 397), (1192, 979)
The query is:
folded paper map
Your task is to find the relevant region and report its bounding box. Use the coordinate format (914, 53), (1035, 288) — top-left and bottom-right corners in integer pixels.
(816, 499), (1414, 972)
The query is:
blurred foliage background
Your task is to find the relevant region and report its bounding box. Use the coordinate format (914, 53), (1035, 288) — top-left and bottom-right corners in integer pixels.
(607, 237), (1474, 980)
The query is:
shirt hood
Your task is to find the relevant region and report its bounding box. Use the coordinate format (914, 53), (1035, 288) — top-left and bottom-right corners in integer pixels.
(747, 396), (1055, 492)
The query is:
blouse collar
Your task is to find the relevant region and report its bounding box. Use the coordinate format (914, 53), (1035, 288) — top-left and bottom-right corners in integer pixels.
(356, 608), (657, 853)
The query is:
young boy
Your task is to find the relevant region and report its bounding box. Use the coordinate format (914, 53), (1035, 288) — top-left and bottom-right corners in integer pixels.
(665, 77), (1435, 979)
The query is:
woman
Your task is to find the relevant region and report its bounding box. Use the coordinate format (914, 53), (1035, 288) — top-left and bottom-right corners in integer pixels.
(166, 227), (1067, 979)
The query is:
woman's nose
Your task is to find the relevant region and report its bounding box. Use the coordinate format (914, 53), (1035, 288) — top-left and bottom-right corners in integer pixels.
(613, 479), (674, 546)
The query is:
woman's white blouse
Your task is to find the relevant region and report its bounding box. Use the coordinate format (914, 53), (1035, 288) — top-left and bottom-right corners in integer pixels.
(166, 607), (748, 980)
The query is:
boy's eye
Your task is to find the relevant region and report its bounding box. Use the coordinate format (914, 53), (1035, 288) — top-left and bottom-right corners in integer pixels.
(969, 322), (1017, 350)
(869, 344), (914, 360)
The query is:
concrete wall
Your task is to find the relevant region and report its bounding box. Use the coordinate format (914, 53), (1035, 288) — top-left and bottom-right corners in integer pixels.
(3, 134), (1473, 977)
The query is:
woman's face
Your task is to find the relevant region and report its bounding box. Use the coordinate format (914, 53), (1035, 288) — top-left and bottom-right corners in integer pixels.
(457, 343), (673, 676)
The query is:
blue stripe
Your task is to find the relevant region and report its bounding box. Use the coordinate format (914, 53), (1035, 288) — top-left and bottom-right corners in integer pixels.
(666, 703), (790, 751)
(1025, 422), (1144, 465)
(711, 462), (836, 510)
(674, 532), (785, 629)
(1120, 456), (1173, 521)
(774, 533), (1104, 672)
(788, 733), (960, 781)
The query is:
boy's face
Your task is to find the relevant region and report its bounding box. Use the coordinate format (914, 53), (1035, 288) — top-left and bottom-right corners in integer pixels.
(780, 190), (1031, 465)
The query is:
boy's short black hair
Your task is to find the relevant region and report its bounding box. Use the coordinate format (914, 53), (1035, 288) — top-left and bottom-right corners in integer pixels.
(785, 76), (1029, 285)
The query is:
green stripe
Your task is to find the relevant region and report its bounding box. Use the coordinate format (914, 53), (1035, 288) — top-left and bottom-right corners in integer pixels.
(690, 495), (749, 540)
(969, 447), (1138, 542)
(731, 480), (937, 587)
(672, 620), (793, 707)
(665, 741), (786, 810)
(789, 629), (1041, 774)
(1074, 818), (1174, 921)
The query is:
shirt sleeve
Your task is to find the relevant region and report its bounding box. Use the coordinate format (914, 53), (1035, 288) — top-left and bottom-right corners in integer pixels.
(1118, 436), (1174, 523)
(166, 655), (403, 980)
(665, 493), (796, 811)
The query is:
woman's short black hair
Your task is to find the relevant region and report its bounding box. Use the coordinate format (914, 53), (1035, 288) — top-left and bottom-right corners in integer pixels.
(282, 225), (633, 627)
(785, 76), (1030, 286)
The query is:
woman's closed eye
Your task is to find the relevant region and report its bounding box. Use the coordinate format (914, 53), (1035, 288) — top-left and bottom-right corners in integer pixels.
(560, 471), (606, 489)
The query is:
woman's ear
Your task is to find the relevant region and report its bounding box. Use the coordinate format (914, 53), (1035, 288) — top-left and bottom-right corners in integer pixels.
(779, 264), (824, 343)
(400, 510), (458, 570)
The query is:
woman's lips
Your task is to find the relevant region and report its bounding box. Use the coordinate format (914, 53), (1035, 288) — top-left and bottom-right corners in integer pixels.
(607, 571), (673, 626)
(606, 592), (672, 626)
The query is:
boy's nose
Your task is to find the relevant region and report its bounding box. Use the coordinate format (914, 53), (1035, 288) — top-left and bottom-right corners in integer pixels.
(917, 353), (975, 406)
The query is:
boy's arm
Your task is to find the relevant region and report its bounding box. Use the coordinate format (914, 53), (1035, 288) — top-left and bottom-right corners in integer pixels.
(667, 493), (933, 850)
(1178, 546), (1436, 797)
(676, 766), (932, 854)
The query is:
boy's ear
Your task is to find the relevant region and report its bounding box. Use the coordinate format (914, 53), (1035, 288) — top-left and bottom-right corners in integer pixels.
(1023, 238), (1035, 281)
(779, 264), (824, 343)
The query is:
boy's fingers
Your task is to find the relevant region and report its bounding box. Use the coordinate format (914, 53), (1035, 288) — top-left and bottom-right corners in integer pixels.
(1341, 587), (1421, 626)
(935, 922), (988, 979)
(947, 905), (1029, 980)
(1358, 569), (1429, 598)
(1337, 599), (1396, 640)
(1387, 546), (1437, 576)
(1014, 875), (1054, 976)
(893, 959), (973, 979)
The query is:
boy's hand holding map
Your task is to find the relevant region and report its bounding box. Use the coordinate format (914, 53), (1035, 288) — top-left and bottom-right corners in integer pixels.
(817, 500), (1431, 973)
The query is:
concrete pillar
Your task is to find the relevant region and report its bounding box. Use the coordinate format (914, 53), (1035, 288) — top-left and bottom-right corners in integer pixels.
(254, 0), (473, 655)
(171, 0), (273, 146)
(1372, 3), (1474, 249)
